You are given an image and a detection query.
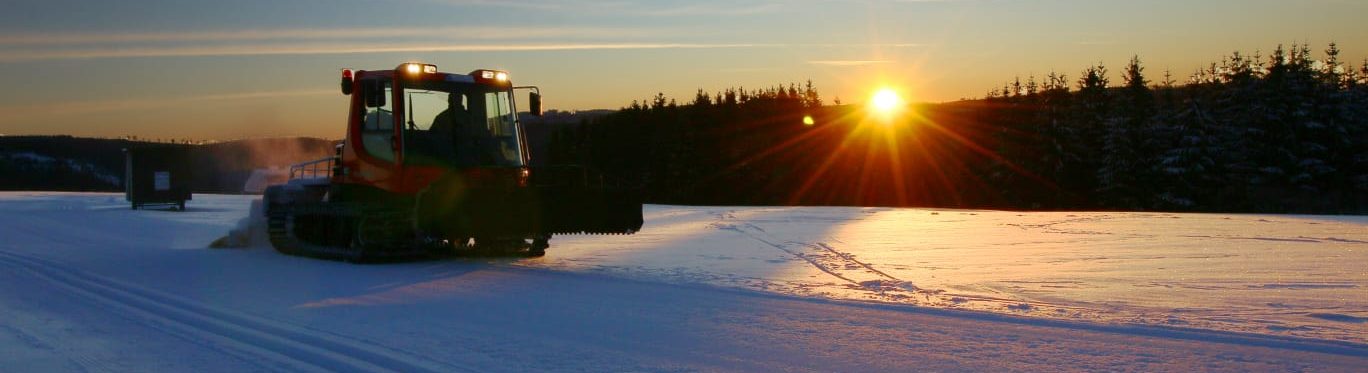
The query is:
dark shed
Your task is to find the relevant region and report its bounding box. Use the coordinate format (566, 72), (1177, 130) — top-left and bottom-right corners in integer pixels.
(124, 145), (192, 210)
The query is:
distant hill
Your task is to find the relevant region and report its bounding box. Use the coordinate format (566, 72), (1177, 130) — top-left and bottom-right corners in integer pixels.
(0, 136), (133, 191)
(190, 137), (338, 192)
(0, 110), (610, 192)
(0, 136), (336, 193)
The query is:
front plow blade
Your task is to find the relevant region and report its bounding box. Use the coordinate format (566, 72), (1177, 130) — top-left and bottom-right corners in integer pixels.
(533, 167), (643, 235)
(540, 187), (643, 234)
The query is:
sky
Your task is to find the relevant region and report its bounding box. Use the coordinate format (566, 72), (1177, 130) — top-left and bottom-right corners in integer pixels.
(0, 0), (1364, 140)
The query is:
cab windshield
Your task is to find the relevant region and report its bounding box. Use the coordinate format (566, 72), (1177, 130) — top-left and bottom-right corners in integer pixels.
(401, 80), (523, 167)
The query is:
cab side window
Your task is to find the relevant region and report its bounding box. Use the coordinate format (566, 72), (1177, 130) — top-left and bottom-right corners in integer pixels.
(484, 91), (522, 164)
(361, 80), (395, 162)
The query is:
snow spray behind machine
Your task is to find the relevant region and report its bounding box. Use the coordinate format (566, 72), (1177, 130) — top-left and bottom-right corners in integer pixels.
(261, 63), (642, 260)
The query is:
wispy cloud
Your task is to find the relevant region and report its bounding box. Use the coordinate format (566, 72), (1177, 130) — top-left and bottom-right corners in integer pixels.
(808, 60), (896, 66)
(0, 89), (334, 121)
(0, 14), (927, 63)
(417, 0), (787, 16)
(718, 67), (779, 73)
(636, 2), (784, 16)
(800, 43), (926, 48)
(0, 43), (773, 62)
(1, 42), (925, 62)
(0, 26), (644, 46)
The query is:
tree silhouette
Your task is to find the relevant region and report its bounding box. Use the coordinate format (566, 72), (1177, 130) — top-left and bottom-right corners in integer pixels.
(536, 43), (1365, 213)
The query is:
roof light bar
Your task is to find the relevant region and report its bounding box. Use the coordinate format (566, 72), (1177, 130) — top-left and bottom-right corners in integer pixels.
(400, 63), (438, 75)
(472, 69), (511, 84)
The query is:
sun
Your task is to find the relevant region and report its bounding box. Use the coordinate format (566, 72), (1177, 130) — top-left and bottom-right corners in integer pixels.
(867, 88), (906, 121)
(871, 88), (901, 112)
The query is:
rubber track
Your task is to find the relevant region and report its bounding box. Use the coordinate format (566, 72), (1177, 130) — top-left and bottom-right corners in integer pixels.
(269, 204), (424, 261)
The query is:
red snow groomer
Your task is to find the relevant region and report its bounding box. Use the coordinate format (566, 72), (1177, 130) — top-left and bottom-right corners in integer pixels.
(263, 63), (642, 260)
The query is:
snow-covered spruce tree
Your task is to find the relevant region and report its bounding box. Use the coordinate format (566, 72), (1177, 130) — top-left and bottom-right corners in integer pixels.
(1157, 88), (1220, 210)
(1353, 60), (1368, 201)
(983, 80), (1019, 205)
(1097, 56), (1154, 209)
(1202, 50), (1268, 209)
(1253, 43), (1334, 210)
(1299, 43), (1352, 208)
(1306, 42), (1368, 211)
(983, 72), (1072, 208)
(1319, 48), (1368, 210)
(984, 75), (1034, 206)
(1040, 72), (1072, 206)
(1066, 63), (1109, 208)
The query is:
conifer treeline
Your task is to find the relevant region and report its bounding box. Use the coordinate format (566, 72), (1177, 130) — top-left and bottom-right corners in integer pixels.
(547, 82), (833, 206)
(547, 43), (1367, 213)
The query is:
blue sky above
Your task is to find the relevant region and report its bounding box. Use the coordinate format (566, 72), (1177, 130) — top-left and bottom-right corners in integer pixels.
(1, 0), (1364, 139)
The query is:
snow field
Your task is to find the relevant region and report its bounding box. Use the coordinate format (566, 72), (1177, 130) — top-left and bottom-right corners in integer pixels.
(534, 205), (1368, 344)
(0, 192), (1364, 371)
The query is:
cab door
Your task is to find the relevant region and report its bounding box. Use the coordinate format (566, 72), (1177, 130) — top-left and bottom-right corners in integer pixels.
(341, 76), (404, 192)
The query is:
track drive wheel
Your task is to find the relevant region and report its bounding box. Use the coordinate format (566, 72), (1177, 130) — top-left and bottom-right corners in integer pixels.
(528, 235), (549, 257)
(426, 236), (470, 258)
(344, 216), (380, 263)
(266, 211), (300, 255)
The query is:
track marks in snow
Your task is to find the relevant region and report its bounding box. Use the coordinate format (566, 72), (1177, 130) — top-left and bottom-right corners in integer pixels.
(1319, 237), (1368, 244)
(709, 211), (1105, 318)
(1182, 235), (1323, 243)
(0, 250), (461, 373)
(710, 221), (860, 286)
(0, 324), (55, 351)
(1004, 215), (1120, 236)
(1253, 283), (1359, 290)
(708, 215), (921, 298)
(0, 322), (110, 372)
(1307, 313), (1368, 324)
